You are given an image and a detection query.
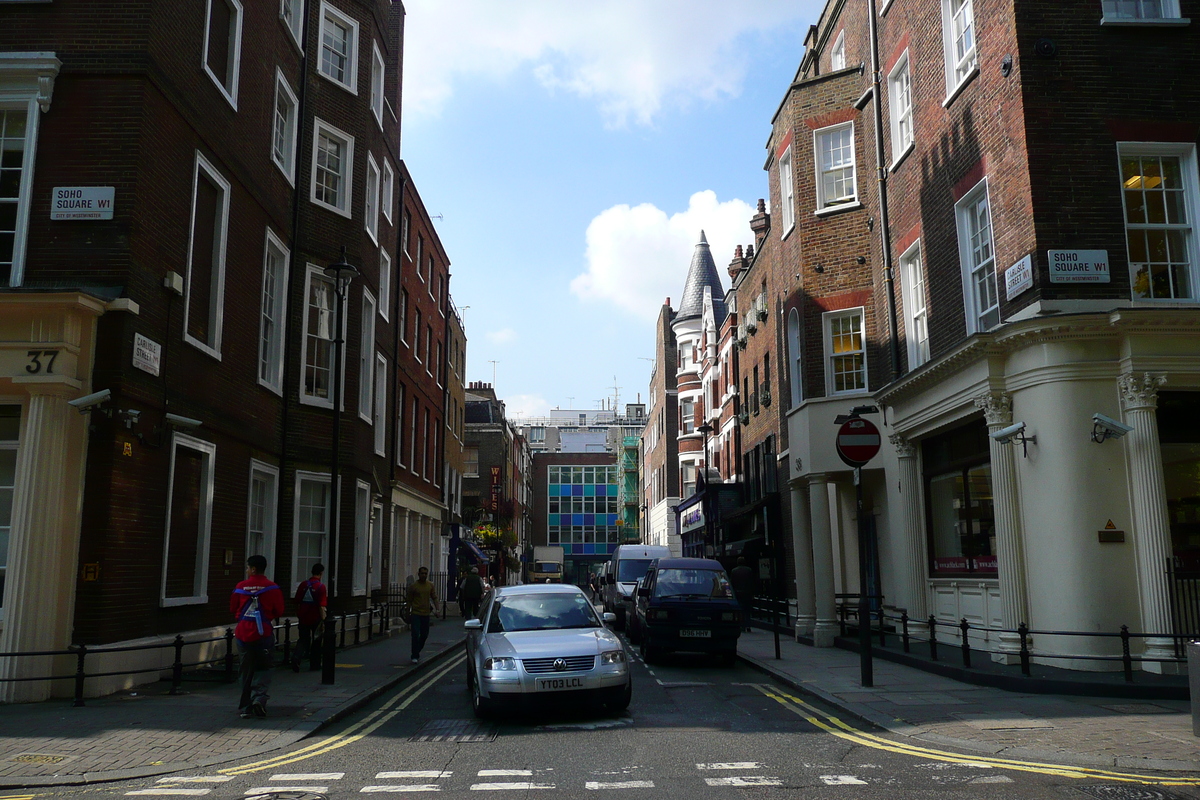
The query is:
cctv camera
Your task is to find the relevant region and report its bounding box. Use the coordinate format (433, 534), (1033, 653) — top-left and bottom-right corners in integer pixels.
(990, 421), (1026, 444)
(68, 388), (112, 412)
(164, 413), (203, 429)
(1092, 412), (1133, 443)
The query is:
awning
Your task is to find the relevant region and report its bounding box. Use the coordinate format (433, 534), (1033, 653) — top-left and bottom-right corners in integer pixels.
(462, 540), (490, 564)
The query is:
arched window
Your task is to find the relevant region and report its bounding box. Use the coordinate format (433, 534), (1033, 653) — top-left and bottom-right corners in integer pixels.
(787, 308), (803, 408)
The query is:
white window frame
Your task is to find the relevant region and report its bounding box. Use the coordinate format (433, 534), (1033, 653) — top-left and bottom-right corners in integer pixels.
(311, 118), (354, 218)
(888, 51), (914, 165)
(300, 263), (345, 408)
(183, 151), (231, 360)
(830, 30), (846, 71)
(364, 152), (380, 244)
(779, 146), (795, 235)
(898, 240), (930, 367)
(318, 1), (359, 94)
(374, 353), (387, 456)
(823, 307), (868, 395)
(280, 0), (304, 51)
(160, 433), (216, 607)
(271, 69), (298, 183)
(378, 249), (391, 321)
(381, 159), (395, 224)
(202, 0), (243, 109)
(246, 459), (279, 571)
(353, 480), (370, 596)
(1102, 0), (1185, 23)
(257, 228), (290, 393)
(359, 288), (376, 422)
(941, 0), (978, 100)
(787, 308), (803, 408)
(814, 122), (858, 212)
(293, 471), (333, 589)
(369, 40), (385, 128)
(955, 179), (1000, 333)
(1118, 141), (1200, 301)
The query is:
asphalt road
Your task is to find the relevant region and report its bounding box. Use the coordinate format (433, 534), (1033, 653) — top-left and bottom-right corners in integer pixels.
(35, 632), (1200, 800)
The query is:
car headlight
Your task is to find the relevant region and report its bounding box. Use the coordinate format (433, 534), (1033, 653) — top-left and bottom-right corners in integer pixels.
(483, 657), (517, 671)
(600, 650), (626, 664)
(646, 609), (669, 621)
(721, 611), (739, 621)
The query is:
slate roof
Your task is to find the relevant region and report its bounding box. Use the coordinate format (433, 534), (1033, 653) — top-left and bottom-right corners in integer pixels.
(675, 231), (727, 325)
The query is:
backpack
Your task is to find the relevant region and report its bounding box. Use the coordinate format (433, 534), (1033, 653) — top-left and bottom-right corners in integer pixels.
(299, 578), (319, 605)
(235, 584), (279, 635)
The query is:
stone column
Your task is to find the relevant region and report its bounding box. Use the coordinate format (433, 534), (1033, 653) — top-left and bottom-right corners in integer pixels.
(0, 387), (82, 703)
(973, 392), (1029, 660)
(809, 474), (838, 647)
(889, 435), (929, 629)
(1119, 373), (1178, 672)
(788, 477), (815, 638)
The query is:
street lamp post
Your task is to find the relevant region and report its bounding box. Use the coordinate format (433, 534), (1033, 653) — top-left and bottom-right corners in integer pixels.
(322, 246), (359, 686)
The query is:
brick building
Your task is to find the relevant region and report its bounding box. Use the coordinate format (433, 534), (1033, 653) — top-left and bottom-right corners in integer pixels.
(777, 0), (1200, 670)
(641, 301), (681, 551)
(0, 0), (461, 701)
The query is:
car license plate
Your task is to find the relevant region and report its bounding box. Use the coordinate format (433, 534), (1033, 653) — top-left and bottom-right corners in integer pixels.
(537, 677), (585, 691)
(679, 629), (711, 638)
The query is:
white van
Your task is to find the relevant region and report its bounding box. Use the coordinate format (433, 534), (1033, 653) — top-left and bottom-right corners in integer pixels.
(602, 544), (671, 629)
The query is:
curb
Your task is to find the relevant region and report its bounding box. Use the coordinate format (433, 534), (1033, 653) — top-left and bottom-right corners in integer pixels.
(736, 652), (1200, 774)
(1, 637), (466, 789)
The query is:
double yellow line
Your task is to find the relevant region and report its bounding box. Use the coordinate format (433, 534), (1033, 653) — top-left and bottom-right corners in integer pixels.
(222, 653), (465, 775)
(751, 684), (1200, 787)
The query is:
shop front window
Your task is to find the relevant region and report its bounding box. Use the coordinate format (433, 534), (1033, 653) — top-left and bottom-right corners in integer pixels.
(924, 420), (996, 575)
(1159, 392), (1200, 570)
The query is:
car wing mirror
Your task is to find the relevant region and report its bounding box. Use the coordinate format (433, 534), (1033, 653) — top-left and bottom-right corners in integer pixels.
(602, 612), (617, 624)
(636, 587), (650, 598)
(464, 618), (483, 631)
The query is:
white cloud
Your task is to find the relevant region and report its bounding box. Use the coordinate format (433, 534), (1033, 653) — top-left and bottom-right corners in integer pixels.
(402, 0), (808, 126)
(486, 327), (518, 345)
(504, 393), (551, 419)
(570, 190), (755, 320)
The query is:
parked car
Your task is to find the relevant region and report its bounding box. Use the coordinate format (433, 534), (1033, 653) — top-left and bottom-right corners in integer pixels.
(464, 583), (631, 718)
(633, 557), (741, 664)
(602, 544), (671, 629)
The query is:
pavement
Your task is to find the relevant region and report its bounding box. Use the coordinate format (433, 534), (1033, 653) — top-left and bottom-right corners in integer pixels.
(0, 614), (1197, 789)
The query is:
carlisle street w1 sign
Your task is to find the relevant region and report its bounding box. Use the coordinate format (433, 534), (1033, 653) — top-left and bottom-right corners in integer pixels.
(836, 417), (881, 468)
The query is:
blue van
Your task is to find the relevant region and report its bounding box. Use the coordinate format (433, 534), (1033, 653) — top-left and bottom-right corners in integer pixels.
(632, 557), (741, 664)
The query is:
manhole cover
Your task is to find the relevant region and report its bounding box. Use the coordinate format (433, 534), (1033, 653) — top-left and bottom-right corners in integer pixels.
(11, 753), (75, 765)
(410, 718), (496, 743)
(1077, 787), (1179, 800)
(244, 793), (327, 800)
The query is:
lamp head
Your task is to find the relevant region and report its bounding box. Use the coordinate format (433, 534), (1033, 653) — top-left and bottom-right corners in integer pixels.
(323, 245), (359, 290)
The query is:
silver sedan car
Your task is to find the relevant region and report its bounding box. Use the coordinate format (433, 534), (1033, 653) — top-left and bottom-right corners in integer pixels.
(464, 583), (631, 718)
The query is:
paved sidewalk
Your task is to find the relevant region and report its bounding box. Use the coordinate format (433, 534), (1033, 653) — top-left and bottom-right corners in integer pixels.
(737, 628), (1200, 773)
(0, 618), (466, 788)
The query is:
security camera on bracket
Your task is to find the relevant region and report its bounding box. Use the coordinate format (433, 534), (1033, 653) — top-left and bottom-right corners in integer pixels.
(1091, 413), (1133, 444)
(990, 421), (1036, 457)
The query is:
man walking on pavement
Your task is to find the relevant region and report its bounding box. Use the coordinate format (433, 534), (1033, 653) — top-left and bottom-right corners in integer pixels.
(458, 566), (484, 619)
(231, 555), (285, 718)
(730, 556), (756, 632)
(407, 566), (439, 663)
(291, 562), (327, 672)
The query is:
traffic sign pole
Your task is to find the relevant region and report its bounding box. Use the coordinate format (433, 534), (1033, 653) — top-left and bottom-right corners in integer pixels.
(836, 417), (881, 688)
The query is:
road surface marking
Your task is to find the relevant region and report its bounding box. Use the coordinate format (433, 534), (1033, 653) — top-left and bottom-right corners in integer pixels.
(270, 773), (344, 780)
(820, 775), (867, 785)
(245, 788), (327, 795)
(703, 777), (782, 787)
(361, 787), (442, 793)
(971, 776), (1015, 784)
(750, 683), (1200, 787)
(377, 771), (452, 779)
(126, 791), (211, 797)
(585, 781), (655, 790)
(221, 653), (465, 775)
(477, 770), (531, 776)
(156, 778), (232, 784)
(695, 763), (764, 770)
(470, 783), (555, 791)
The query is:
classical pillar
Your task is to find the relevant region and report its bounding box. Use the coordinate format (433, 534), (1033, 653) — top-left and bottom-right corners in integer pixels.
(0, 386), (84, 703)
(889, 435), (929, 628)
(788, 477), (815, 638)
(809, 474), (838, 647)
(1119, 373), (1178, 672)
(973, 391), (1029, 660)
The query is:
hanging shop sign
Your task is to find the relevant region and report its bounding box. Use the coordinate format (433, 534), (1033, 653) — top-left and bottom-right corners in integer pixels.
(1048, 249), (1110, 283)
(50, 187), (115, 220)
(680, 504), (705, 534)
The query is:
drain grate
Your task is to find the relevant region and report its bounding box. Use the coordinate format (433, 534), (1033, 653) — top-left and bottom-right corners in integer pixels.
(409, 718), (496, 743)
(1077, 786), (1180, 800)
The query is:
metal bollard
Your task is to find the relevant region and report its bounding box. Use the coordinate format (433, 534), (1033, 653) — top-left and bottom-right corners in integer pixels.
(901, 611), (910, 653)
(73, 645), (88, 707)
(877, 606), (886, 647)
(282, 619), (292, 664)
(170, 634), (185, 695)
(321, 616), (337, 685)
(340, 615), (348, 649)
(1121, 625), (1133, 683)
(959, 618), (971, 668)
(1187, 640), (1200, 736)
(1018, 622), (1031, 677)
(224, 628), (236, 682)
(928, 615), (938, 661)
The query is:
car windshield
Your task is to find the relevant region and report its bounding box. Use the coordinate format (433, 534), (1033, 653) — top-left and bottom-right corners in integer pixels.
(533, 561), (561, 572)
(654, 568), (734, 598)
(617, 559), (654, 583)
(486, 592), (601, 633)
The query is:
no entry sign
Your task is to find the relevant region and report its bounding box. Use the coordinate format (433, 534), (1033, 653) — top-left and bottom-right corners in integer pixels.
(836, 417), (881, 468)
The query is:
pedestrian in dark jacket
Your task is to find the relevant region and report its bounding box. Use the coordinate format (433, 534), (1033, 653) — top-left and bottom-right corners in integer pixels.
(730, 556), (756, 632)
(231, 555), (285, 718)
(291, 563), (327, 672)
(458, 567), (484, 619)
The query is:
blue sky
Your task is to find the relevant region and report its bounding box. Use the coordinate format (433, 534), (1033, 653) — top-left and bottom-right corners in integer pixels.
(400, 1), (821, 418)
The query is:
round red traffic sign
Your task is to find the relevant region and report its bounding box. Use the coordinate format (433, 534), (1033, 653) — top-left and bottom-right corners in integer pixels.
(836, 417), (881, 467)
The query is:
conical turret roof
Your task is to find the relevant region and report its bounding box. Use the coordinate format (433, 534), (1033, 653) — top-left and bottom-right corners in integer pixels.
(675, 231), (727, 324)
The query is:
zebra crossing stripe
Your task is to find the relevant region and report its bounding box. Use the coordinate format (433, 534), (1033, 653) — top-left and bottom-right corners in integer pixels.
(155, 777), (232, 783)
(703, 777), (782, 787)
(270, 773), (345, 780)
(584, 781), (655, 789)
(125, 791), (211, 797)
(695, 762), (763, 770)
(360, 786), (442, 793)
(820, 775), (867, 785)
(470, 783), (555, 791)
(244, 788), (328, 795)
(377, 771), (452, 779)
(477, 770), (532, 776)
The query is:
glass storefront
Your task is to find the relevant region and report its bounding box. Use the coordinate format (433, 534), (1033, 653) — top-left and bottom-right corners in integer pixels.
(923, 419), (997, 575)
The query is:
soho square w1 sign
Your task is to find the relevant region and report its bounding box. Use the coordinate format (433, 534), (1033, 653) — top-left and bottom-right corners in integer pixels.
(1048, 249), (1110, 283)
(51, 187), (115, 220)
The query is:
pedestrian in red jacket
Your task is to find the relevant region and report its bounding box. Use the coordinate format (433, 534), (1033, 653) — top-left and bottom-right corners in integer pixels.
(291, 563), (328, 672)
(231, 555), (285, 718)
